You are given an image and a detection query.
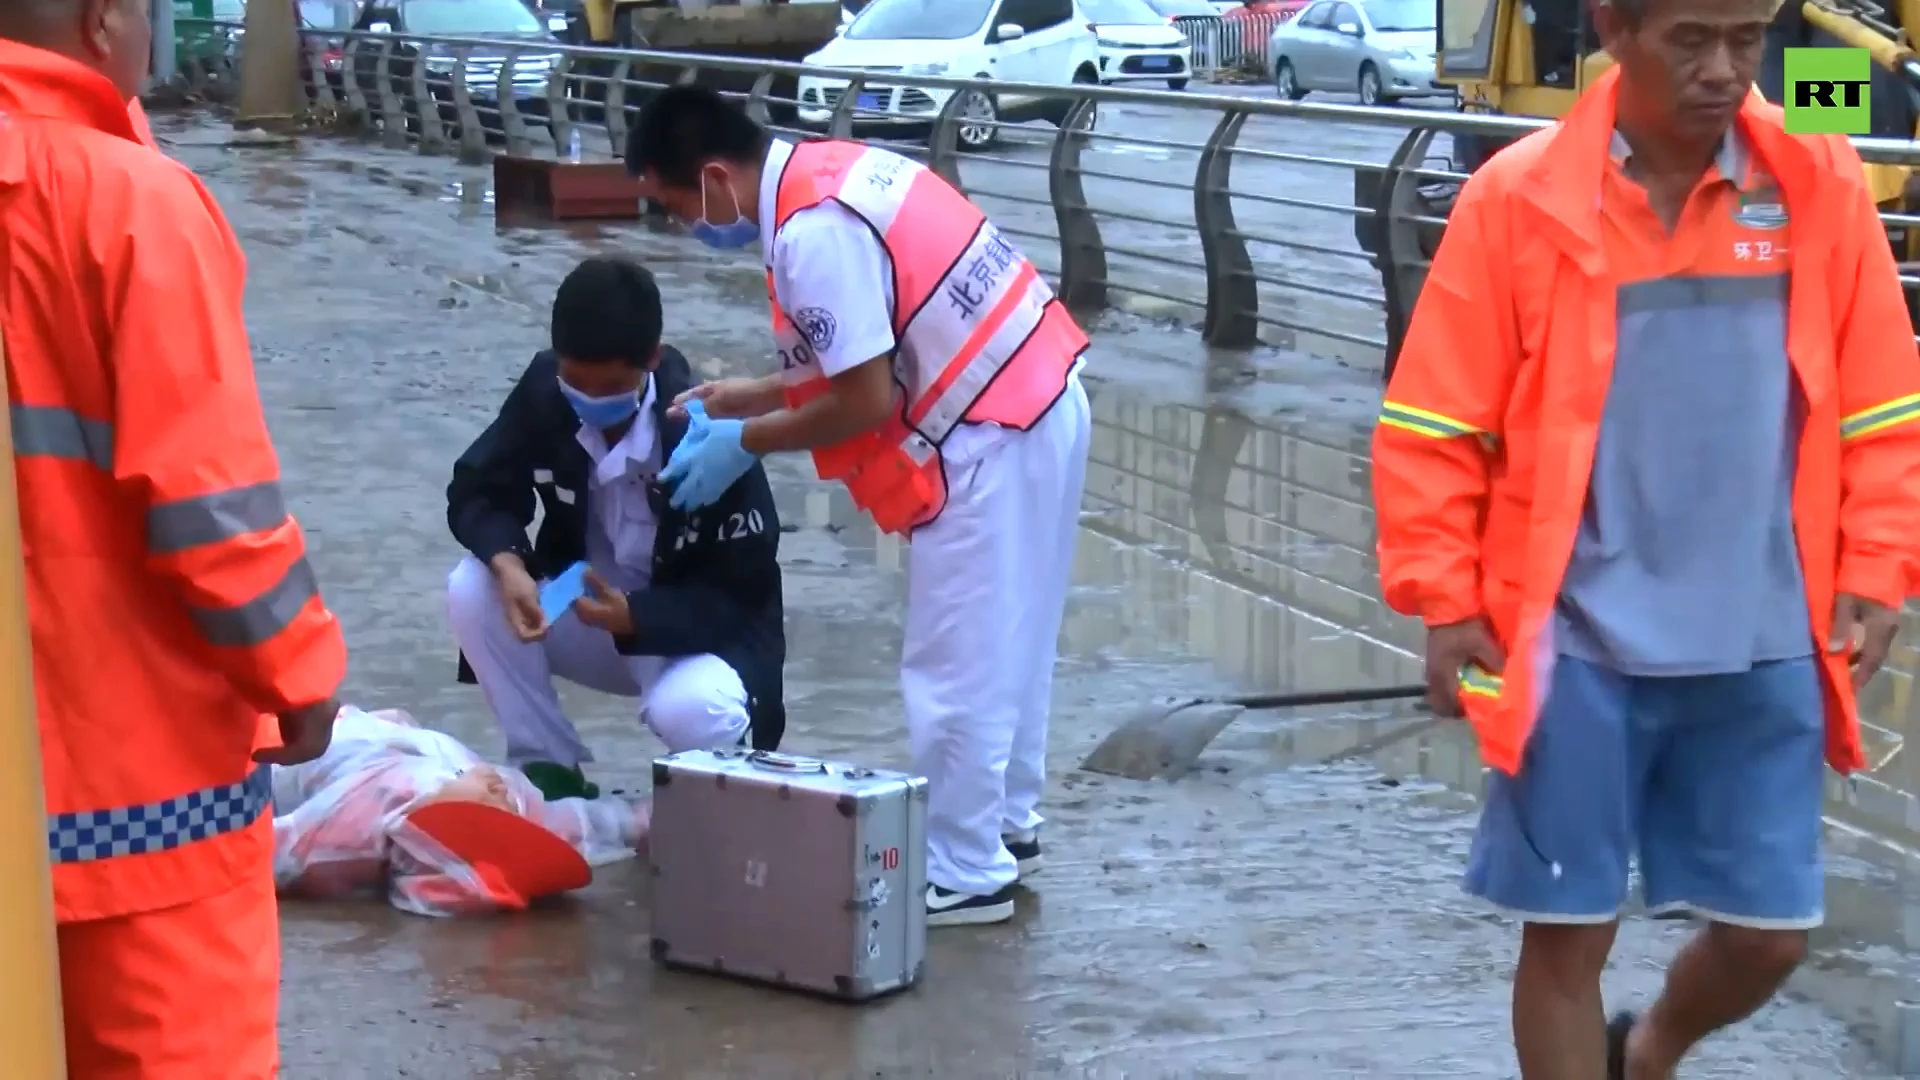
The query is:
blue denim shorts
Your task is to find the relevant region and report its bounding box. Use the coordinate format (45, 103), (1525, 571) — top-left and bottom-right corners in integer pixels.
(1463, 654), (1826, 928)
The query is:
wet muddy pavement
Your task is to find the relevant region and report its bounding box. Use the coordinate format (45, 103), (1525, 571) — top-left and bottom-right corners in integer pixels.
(152, 112), (1907, 1077)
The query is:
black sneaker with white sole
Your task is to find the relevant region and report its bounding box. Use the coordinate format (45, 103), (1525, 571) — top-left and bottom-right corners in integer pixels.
(1004, 830), (1042, 876)
(926, 884), (1015, 927)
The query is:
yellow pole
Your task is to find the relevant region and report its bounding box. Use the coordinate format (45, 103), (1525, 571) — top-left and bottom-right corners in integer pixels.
(0, 337), (70, 1077)
(235, 0), (302, 129)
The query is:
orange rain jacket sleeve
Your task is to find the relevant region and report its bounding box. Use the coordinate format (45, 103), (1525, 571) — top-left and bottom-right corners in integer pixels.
(1371, 168), (1524, 627)
(108, 171), (347, 715)
(1826, 138), (1920, 609)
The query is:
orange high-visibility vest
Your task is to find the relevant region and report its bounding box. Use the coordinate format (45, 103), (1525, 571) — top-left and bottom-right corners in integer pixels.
(0, 41), (348, 922)
(1372, 69), (1920, 776)
(767, 140), (1087, 534)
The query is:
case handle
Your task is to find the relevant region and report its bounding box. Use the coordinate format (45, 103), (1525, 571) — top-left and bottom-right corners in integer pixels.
(746, 750), (829, 775)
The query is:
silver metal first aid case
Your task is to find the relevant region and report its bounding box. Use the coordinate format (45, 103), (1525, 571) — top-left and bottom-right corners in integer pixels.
(648, 747), (928, 1001)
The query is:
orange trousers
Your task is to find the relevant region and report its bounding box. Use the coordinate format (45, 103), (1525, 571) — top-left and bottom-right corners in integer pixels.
(57, 870), (279, 1079)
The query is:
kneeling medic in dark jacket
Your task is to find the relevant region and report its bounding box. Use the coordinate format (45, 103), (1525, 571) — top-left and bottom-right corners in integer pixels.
(445, 256), (787, 801)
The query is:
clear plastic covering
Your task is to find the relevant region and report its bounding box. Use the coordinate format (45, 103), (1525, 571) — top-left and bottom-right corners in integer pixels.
(272, 706), (649, 917)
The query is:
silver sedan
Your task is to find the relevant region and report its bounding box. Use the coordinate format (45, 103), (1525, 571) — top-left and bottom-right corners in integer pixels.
(1266, 0), (1448, 106)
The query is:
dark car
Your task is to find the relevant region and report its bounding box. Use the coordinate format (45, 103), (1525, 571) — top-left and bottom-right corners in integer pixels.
(350, 0), (562, 133)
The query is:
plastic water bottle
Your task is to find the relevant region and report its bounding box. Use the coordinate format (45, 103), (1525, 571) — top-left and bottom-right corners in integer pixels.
(568, 127), (582, 164)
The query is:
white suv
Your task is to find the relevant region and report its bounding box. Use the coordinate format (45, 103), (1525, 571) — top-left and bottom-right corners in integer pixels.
(796, 0), (1102, 152)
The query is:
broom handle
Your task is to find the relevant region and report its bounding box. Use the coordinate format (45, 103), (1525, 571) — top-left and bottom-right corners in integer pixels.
(1226, 684), (1427, 711)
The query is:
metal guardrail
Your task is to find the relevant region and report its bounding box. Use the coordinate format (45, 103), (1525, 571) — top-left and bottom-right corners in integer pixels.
(169, 19), (1485, 363)
(172, 19), (1920, 373)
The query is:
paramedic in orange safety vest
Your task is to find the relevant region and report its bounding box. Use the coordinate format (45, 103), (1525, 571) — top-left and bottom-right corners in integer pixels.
(1, 0), (348, 1073)
(624, 85), (1092, 928)
(1371, 0), (1920, 1073)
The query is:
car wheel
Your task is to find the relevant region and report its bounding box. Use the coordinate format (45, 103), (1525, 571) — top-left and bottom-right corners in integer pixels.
(1167, 77), (1189, 90)
(1358, 62), (1384, 106)
(955, 87), (1001, 152)
(1274, 59), (1305, 101)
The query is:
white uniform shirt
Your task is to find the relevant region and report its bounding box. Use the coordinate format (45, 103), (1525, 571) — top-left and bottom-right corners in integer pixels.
(757, 138), (1012, 469)
(576, 374), (660, 594)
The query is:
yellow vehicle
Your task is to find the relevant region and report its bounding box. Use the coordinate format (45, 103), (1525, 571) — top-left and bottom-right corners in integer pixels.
(558, 0), (844, 123)
(1361, 0), (1920, 365)
(1436, 0), (1920, 176)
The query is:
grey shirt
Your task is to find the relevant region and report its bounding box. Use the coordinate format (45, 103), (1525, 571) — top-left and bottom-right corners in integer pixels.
(1554, 132), (1812, 675)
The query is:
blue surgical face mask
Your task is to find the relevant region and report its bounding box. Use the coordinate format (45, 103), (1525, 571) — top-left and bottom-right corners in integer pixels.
(558, 376), (641, 429)
(690, 165), (760, 250)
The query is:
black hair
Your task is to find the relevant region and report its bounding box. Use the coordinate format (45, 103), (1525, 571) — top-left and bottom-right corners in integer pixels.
(550, 256), (663, 367)
(623, 85), (770, 189)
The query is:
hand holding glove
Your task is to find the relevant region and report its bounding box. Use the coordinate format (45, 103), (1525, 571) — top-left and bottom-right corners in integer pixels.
(662, 400), (759, 511)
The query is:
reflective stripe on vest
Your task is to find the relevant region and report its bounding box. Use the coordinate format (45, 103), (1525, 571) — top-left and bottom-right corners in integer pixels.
(768, 141), (1085, 531)
(47, 766), (272, 864)
(12, 402), (325, 647)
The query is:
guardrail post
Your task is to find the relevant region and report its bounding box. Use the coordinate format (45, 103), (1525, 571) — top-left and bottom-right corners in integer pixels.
(1048, 94), (1106, 316)
(547, 54), (575, 156)
(342, 40), (371, 131)
(409, 53), (448, 156)
(1375, 127), (1440, 383)
(448, 50), (488, 165)
(604, 60), (631, 158)
(374, 42), (407, 149)
(304, 38), (337, 118)
(926, 88), (968, 191)
(1194, 108), (1256, 349)
(498, 48), (532, 157)
(743, 71), (777, 126)
(0, 356), (68, 1080)
(827, 73), (867, 141)
(150, 0), (176, 86)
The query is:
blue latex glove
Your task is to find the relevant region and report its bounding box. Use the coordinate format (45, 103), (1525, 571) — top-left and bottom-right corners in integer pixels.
(537, 561), (590, 625)
(662, 401), (758, 510)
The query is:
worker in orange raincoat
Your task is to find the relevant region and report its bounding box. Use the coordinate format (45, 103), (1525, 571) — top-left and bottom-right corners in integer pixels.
(1, 0), (348, 1074)
(1372, 0), (1920, 1074)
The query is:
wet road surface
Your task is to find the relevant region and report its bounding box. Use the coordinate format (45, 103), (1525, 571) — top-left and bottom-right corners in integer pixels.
(152, 110), (1911, 1076)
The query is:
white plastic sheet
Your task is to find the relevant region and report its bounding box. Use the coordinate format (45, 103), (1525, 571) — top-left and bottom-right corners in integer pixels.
(271, 706), (647, 917)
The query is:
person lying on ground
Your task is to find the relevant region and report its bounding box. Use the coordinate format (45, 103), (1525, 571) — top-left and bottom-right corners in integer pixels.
(271, 706), (648, 916)
(445, 255), (788, 801)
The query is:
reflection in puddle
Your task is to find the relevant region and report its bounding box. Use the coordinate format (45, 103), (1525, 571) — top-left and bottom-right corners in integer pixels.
(439, 179), (495, 206)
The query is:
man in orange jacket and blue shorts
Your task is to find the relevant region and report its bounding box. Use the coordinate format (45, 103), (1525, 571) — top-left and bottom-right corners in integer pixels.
(1372, 0), (1920, 1074)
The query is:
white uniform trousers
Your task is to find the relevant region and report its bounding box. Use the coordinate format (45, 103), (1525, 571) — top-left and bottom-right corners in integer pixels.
(904, 374), (1091, 896)
(446, 556), (751, 767)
